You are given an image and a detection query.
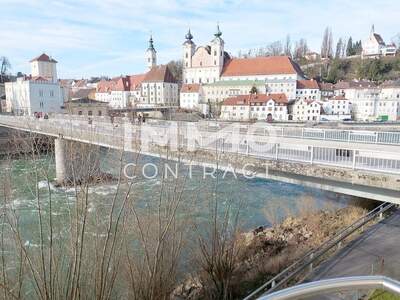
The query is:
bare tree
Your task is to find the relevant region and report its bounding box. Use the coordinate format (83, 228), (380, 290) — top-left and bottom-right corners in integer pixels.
(294, 38), (309, 60)
(284, 35), (292, 57)
(266, 41), (283, 56)
(321, 27), (333, 59)
(0, 57), (11, 83)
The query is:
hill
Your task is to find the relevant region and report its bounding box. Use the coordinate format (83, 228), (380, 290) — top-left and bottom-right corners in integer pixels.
(301, 56), (400, 83)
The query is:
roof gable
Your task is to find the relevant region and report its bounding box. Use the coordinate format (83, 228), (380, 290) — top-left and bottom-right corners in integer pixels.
(30, 53), (58, 63)
(143, 65), (177, 83)
(221, 56), (303, 77)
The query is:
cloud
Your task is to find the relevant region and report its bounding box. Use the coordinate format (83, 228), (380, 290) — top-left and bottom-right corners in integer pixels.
(1, 0), (399, 77)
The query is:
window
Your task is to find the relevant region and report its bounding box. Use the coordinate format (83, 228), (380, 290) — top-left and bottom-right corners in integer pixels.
(98, 111), (102, 116)
(88, 111), (93, 116)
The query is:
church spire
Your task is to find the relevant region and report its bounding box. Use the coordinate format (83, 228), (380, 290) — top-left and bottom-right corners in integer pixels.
(148, 34), (156, 51)
(371, 24), (375, 35)
(185, 28), (193, 41)
(214, 23), (222, 38)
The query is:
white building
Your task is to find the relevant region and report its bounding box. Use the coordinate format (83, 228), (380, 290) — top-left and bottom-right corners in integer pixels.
(182, 26), (304, 106)
(180, 84), (203, 110)
(182, 26), (226, 84)
(322, 96), (353, 120)
(377, 80), (400, 121)
(334, 80), (380, 121)
(202, 80), (265, 105)
(362, 25), (397, 59)
(5, 53), (64, 115)
(30, 53), (58, 82)
(220, 93), (288, 121)
(95, 37), (178, 108)
(140, 65), (178, 107)
(296, 79), (321, 101)
(291, 99), (322, 121)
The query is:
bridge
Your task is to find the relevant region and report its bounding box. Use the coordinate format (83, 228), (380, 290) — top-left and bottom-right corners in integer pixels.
(0, 114), (399, 203)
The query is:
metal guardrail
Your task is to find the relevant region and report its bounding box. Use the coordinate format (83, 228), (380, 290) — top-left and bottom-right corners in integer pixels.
(258, 276), (400, 300)
(244, 202), (395, 300)
(0, 116), (400, 175)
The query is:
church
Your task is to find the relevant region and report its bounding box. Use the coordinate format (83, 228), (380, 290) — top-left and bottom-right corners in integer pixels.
(180, 26), (306, 114)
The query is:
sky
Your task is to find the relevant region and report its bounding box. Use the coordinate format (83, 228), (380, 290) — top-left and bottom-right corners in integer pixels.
(1, 0), (399, 79)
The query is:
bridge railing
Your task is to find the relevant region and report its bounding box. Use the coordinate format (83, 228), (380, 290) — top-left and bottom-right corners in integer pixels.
(243, 202), (396, 300)
(1, 115), (400, 175)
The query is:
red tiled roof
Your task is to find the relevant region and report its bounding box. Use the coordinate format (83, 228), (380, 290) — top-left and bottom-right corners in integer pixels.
(329, 95), (348, 101)
(297, 79), (320, 89)
(221, 56), (303, 77)
(320, 82), (334, 90)
(222, 93), (288, 106)
(143, 65), (177, 83)
(128, 74), (146, 90)
(96, 74), (145, 93)
(31, 76), (48, 82)
(334, 80), (376, 89)
(30, 53), (58, 63)
(181, 84), (200, 93)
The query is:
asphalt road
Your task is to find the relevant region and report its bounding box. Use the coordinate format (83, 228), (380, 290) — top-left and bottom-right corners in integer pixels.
(310, 208), (400, 281)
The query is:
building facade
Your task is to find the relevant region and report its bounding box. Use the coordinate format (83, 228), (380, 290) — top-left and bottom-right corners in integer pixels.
(291, 99), (322, 121)
(5, 53), (64, 115)
(362, 25), (397, 59)
(180, 84), (203, 110)
(296, 79), (321, 101)
(220, 93), (288, 121)
(95, 37), (178, 108)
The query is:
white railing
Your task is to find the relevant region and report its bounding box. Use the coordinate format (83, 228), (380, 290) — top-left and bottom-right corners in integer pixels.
(258, 276), (400, 300)
(0, 115), (399, 175)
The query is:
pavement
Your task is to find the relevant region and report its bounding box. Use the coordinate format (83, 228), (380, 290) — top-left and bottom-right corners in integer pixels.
(310, 208), (400, 281)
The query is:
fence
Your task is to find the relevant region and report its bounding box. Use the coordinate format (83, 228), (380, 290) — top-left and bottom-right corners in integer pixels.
(0, 115), (399, 175)
(244, 202), (396, 300)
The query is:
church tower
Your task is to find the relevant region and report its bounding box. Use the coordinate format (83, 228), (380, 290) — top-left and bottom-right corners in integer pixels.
(183, 29), (196, 69)
(210, 24), (224, 73)
(146, 35), (157, 70)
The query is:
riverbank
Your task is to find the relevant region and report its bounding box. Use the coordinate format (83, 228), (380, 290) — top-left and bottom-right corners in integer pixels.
(174, 203), (376, 299)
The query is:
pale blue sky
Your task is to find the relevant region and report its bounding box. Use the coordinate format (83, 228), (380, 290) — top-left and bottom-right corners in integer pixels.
(1, 0), (399, 78)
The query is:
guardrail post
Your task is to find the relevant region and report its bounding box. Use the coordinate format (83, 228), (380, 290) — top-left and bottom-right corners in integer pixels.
(379, 206), (383, 221)
(352, 150), (356, 170)
(301, 128), (304, 138)
(275, 144), (279, 160)
(310, 146), (314, 164)
(337, 241), (342, 250)
(309, 253), (314, 272)
(375, 132), (379, 143)
(271, 280), (276, 288)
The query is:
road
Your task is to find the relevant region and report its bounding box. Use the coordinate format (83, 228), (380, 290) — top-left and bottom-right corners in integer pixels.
(309, 209), (400, 281)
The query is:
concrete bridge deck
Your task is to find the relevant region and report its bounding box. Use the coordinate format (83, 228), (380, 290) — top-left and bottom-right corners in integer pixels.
(0, 115), (399, 203)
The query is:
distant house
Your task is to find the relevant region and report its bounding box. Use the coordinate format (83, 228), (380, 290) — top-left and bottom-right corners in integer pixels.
(296, 79), (321, 101)
(291, 99), (323, 122)
(180, 84), (203, 110)
(362, 25), (397, 59)
(5, 53), (64, 116)
(63, 98), (109, 117)
(322, 96), (353, 121)
(220, 93), (288, 121)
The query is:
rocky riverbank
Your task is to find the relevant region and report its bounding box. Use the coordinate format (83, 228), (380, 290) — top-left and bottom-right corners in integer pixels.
(174, 204), (369, 299)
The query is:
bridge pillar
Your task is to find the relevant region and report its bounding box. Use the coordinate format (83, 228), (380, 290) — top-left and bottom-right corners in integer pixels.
(54, 138), (101, 185)
(55, 138), (67, 185)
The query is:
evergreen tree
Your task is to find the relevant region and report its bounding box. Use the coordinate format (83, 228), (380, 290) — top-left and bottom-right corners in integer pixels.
(335, 38), (343, 59)
(346, 37), (353, 56)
